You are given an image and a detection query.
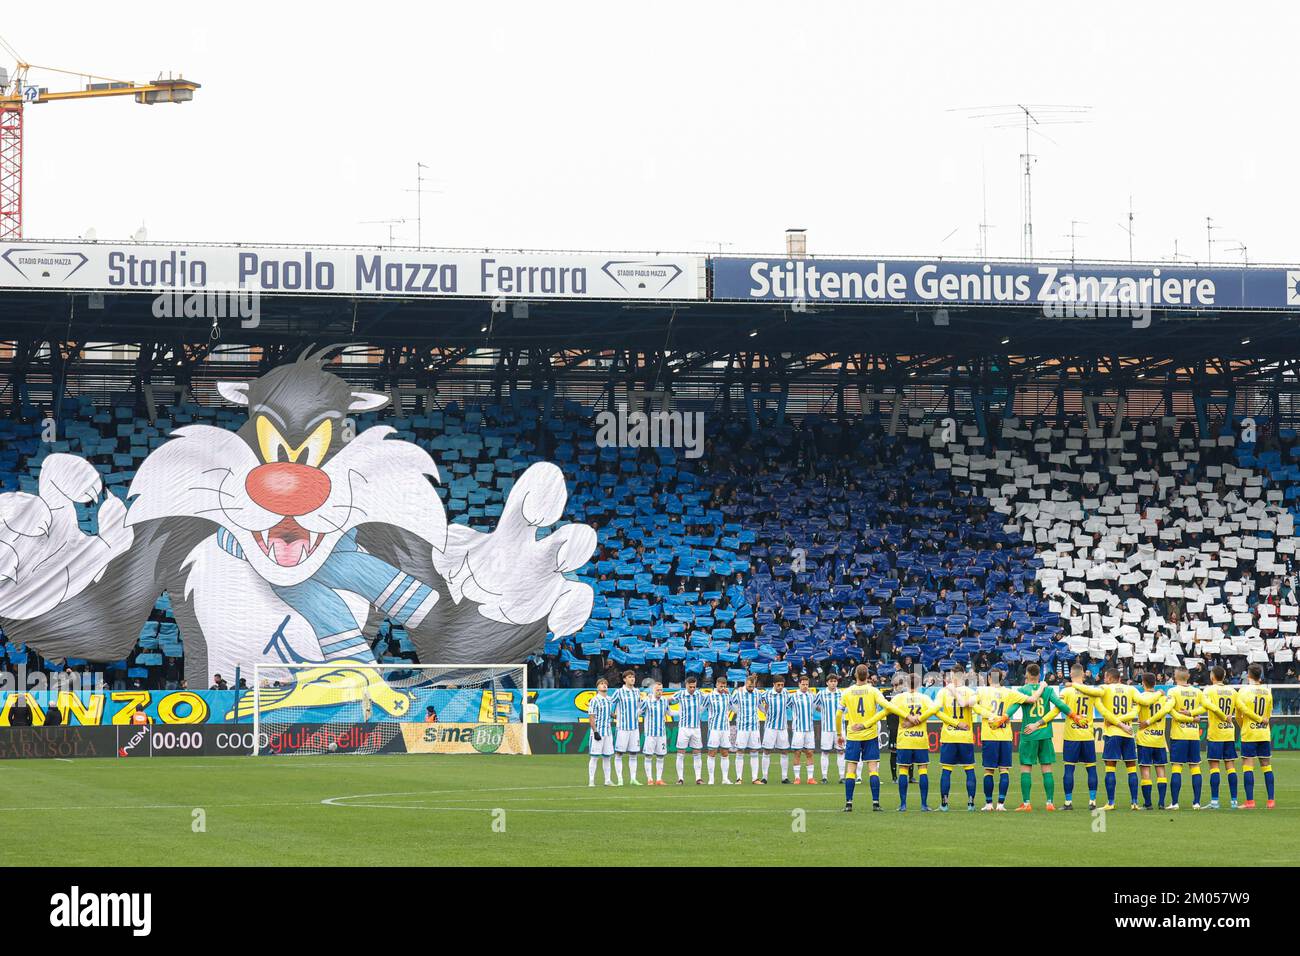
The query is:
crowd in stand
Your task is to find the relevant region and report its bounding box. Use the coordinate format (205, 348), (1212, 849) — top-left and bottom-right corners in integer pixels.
(2, 393), (1299, 708)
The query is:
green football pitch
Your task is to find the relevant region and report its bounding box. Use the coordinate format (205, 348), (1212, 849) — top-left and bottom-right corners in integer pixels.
(0, 753), (1293, 866)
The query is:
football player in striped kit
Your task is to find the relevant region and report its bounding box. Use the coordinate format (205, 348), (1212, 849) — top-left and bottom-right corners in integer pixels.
(705, 676), (735, 784)
(587, 677), (615, 786)
(788, 674), (819, 783)
(760, 675), (793, 784)
(674, 675), (705, 785)
(729, 674), (765, 784)
(640, 682), (671, 785)
(817, 673), (846, 784)
(611, 670), (643, 786)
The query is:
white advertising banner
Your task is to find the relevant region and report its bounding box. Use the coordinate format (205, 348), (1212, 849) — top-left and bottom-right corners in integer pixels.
(0, 241), (705, 300)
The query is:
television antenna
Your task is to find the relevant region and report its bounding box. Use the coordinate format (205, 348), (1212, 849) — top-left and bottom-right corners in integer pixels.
(1116, 196), (1135, 263)
(949, 104), (1092, 261)
(360, 218), (408, 246)
(403, 162), (444, 249)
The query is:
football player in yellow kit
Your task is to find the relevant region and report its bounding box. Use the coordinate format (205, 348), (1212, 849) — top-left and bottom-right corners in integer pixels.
(1236, 664), (1276, 809)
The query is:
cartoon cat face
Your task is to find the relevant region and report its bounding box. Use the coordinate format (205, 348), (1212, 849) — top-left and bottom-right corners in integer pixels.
(126, 349), (447, 586)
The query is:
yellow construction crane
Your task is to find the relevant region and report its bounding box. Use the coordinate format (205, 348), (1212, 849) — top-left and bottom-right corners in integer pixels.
(0, 34), (200, 239)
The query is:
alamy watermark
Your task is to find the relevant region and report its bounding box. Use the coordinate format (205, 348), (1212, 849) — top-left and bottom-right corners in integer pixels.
(595, 403), (704, 459)
(151, 284), (261, 329)
(1041, 297), (1152, 328)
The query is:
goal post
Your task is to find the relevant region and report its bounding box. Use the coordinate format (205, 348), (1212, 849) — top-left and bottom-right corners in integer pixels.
(249, 662), (529, 756)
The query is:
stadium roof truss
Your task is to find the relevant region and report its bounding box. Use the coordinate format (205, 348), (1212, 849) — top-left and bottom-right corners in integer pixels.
(1, 286), (1299, 429)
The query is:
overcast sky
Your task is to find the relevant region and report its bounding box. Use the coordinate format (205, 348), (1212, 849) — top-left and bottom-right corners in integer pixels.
(5, 1), (1295, 263)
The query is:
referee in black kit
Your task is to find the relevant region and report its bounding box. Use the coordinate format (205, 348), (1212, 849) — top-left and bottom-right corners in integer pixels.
(885, 672), (907, 780)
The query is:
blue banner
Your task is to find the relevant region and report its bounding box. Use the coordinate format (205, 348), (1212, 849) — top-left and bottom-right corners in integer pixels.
(711, 257), (1300, 311)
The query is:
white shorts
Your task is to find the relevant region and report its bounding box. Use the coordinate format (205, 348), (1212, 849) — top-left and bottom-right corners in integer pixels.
(707, 726), (732, 750)
(643, 735), (667, 757)
(676, 726), (704, 750)
(820, 726), (843, 751)
(790, 730), (815, 750)
(615, 729), (641, 753)
(589, 731), (614, 757)
(734, 729), (761, 751)
(762, 727), (790, 750)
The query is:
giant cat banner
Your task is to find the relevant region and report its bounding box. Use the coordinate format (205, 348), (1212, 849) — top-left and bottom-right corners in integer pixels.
(0, 241), (706, 300)
(0, 347), (599, 687)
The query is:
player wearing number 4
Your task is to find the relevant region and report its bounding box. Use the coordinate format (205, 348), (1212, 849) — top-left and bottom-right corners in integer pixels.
(835, 664), (891, 812)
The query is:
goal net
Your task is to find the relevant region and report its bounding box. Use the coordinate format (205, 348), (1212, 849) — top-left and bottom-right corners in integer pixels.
(248, 662), (529, 756)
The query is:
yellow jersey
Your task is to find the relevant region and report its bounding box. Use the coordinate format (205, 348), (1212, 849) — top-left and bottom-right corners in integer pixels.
(976, 686), (1035, 742)
(1095, 684), (1142, 738)
(1051, 685), (1100, 742)
(1164, 684), (1204, 741)
(1235, 686), (1273, 744)
(883, 691), (941, 751)
(1134, 689), (1175, 748)
(1197, 686), (1238, 743)
(934, 685), (989, 744)
(835, 685), (889, 742)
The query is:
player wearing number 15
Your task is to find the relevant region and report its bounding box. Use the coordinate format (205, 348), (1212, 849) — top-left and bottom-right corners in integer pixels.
(834, 664), (890, 812)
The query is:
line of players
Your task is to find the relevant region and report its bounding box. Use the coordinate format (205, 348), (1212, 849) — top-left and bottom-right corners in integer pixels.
(586, 669), (850, 787)
(585, 660), (1277, 814)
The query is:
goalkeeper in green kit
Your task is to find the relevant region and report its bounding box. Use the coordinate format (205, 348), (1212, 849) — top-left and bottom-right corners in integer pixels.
(1005, 662), (1072, 811)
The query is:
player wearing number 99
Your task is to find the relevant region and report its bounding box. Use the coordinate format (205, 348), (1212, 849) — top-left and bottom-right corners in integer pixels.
(835, 664), (890, 812)
(1095, 668), (1141, 810)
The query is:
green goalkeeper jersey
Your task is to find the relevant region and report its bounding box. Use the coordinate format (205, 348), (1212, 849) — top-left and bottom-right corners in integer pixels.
(1007, 683), (1070, 740)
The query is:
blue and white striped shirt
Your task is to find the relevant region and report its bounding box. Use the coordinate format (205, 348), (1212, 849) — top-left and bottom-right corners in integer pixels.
(612, 686), (641, 727)
(789, 690), (817, 733)
(588, 694), (613, 737)
(640, 696), (670, 738)
(704, 690), (731, 728)
(729, 689), (762, 732)
(762, 689), (789, 731)
(817, 689), (844, 726)
(675, 690), (703, 729)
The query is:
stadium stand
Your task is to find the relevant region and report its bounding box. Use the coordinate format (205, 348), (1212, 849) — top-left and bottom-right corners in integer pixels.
(2, 391), (1298, 705)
